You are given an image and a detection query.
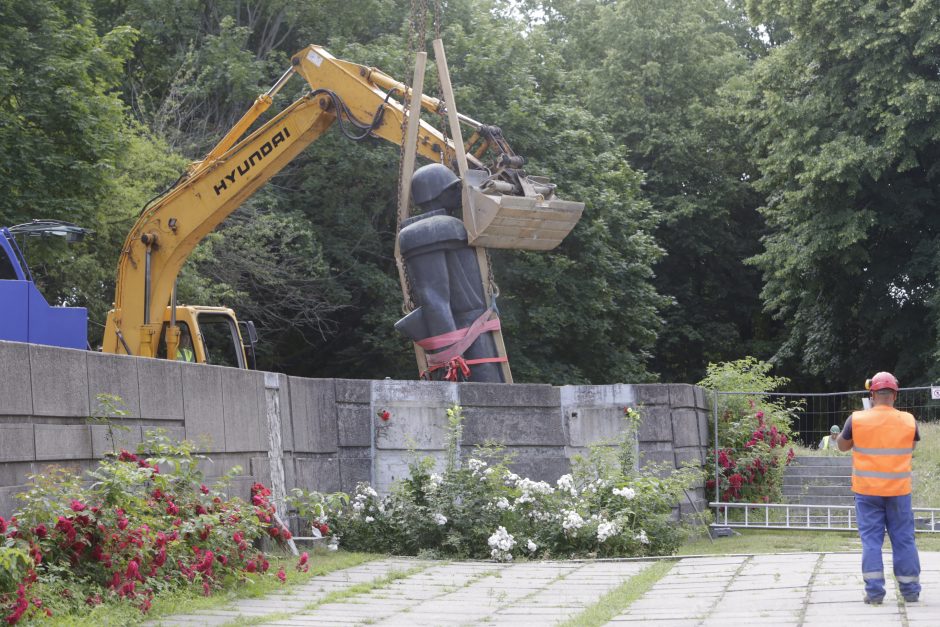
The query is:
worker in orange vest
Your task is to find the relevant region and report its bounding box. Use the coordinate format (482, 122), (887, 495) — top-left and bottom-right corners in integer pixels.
(837, 371), (921, 605)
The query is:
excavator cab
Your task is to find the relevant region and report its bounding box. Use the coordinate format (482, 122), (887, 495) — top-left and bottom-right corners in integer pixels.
(155, 306), (257, 369)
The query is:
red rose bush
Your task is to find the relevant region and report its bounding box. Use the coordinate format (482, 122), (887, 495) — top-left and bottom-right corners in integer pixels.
(0, 429), (297, 623)
(700, 358), (797, 503)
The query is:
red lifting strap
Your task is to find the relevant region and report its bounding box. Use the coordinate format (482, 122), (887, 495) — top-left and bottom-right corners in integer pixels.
(416, 307), (507, 379)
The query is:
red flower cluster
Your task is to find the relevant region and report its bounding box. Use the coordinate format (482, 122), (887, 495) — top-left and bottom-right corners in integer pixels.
(0, 451), (289, 623)
(251, 483), (293, 543)
(117, 449), (159, 473)
(709, 409), (796, 503)
(744, 412), (789, 449)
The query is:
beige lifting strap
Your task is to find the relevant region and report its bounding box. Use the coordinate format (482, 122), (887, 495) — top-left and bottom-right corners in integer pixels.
(432, 38), (512, 383)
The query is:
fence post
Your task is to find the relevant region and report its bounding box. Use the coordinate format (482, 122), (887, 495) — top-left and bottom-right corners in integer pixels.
(263, 372), (296, 555)
(713, 389), (720, 504)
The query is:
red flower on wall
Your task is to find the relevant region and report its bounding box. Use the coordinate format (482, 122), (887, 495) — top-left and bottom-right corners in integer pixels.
(377, 410), (391, 421)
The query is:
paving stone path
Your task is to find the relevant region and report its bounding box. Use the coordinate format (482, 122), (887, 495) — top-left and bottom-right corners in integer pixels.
(151, 551), (940, 626)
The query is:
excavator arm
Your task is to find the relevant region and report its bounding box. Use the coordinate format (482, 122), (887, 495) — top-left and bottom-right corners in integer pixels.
(102, 45), (475, 360)
(102, 44), (581, 362)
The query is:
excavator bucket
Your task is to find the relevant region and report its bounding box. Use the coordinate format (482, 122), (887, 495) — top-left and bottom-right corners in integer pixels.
(462, 171), (584, 251)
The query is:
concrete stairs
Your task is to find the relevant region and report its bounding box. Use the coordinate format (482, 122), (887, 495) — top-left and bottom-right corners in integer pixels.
(783, 455), (854, 507)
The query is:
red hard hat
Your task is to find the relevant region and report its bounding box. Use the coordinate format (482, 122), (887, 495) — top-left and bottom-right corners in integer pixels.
(869, 371), (899, 392)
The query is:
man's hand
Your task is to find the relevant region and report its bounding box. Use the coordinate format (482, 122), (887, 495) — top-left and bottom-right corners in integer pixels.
(836, 434), (853, 452)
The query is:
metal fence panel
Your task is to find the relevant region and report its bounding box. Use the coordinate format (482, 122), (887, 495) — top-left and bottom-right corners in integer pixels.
(710, 386), (939, 532)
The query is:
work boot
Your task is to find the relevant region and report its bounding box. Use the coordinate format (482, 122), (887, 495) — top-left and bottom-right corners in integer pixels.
(903, 594), (919, 603)
(864, 595), (884, 605)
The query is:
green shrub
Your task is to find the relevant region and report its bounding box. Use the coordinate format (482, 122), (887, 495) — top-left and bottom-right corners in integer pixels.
(699, 358), (797, 502)
(290, 405), (701, 560)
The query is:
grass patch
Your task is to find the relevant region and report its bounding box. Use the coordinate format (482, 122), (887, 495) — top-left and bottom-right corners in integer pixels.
(679, 524), (940, 556)
(557, 560), (675, 627)
(678, 528), (858, 555)
(44, 548), (378, 627)
(912, 535), (940, 551)
(788, 441), (845, 457)
(914, 422), (940, 508)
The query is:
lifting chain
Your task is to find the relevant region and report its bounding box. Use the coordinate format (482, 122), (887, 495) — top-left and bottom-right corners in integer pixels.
(396, 0), (434, 313)
(486, 249), (499, 299)
(395, 1), (499, 305)
(431, 0), (448, 150)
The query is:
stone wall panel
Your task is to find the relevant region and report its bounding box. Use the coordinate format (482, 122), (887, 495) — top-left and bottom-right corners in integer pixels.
(288, 378), (338, 453)
(0, 341), (33, 415)
(637, 407), (673, 442)
(86, 352), (141, 418)
(671, 409), (703, 448)
(0, 425), (35, 462)
(30, 344), (88, 417)
(462, 406), (565, 446)
(138, 359), (184, 420)
(35, 424), (91, 460)
(221, 369), (264, 452)
(182, 364), (225, 451)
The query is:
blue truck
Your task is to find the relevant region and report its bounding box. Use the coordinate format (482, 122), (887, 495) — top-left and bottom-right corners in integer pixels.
(0, 221), (88, 350)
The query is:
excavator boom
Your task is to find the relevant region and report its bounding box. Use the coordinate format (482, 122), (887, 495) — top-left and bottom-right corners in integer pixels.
(102, 46), (459, 360)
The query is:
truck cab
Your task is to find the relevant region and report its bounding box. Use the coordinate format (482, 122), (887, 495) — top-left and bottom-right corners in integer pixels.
(0, 222), (88, 350)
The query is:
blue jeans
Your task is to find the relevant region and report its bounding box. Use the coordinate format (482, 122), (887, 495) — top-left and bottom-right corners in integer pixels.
(855, 493), (921, 600)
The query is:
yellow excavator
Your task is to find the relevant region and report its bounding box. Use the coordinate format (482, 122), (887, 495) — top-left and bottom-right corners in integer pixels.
(101, 45), (582, 368)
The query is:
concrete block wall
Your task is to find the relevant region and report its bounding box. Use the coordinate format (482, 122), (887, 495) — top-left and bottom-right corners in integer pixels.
(0, 340), (710, 517)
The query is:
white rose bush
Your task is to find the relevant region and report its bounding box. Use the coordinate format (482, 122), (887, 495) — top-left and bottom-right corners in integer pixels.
(289, 405), (701, 559)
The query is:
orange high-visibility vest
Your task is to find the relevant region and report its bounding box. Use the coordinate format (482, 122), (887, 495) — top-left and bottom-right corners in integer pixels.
(851, 406), (917, 496)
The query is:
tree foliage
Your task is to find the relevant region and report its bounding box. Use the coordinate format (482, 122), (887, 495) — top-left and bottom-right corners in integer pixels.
(0, 0), (184, 343)
(2, 0), (676, 383)
(524, 0), (776, 383)
(17, 0), (933, 389)
(738, 0), (940, 387)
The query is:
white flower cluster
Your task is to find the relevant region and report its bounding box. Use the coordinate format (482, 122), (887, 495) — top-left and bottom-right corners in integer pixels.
(634, 529), (650, 544)
(364, 515), (375, 523)
(495, 497), (511, 510)
(596, 520), (620, 543)
(528, 510), (554, 522)
(429, 473), (444, 487)
(433, 512), (448, 526)
(561, 510), (585, 535)
(556, 474), (578, 497)
(504, 472), (521, 487)
(587, 478), (609, 494)
(526, 539), (538, 553)
(488, 526), (516, 561)
(467, 458), (487, 475)
(613, 486), (636, 500)
(351, 484), (379, 515)
(515, 478), (555, 505)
